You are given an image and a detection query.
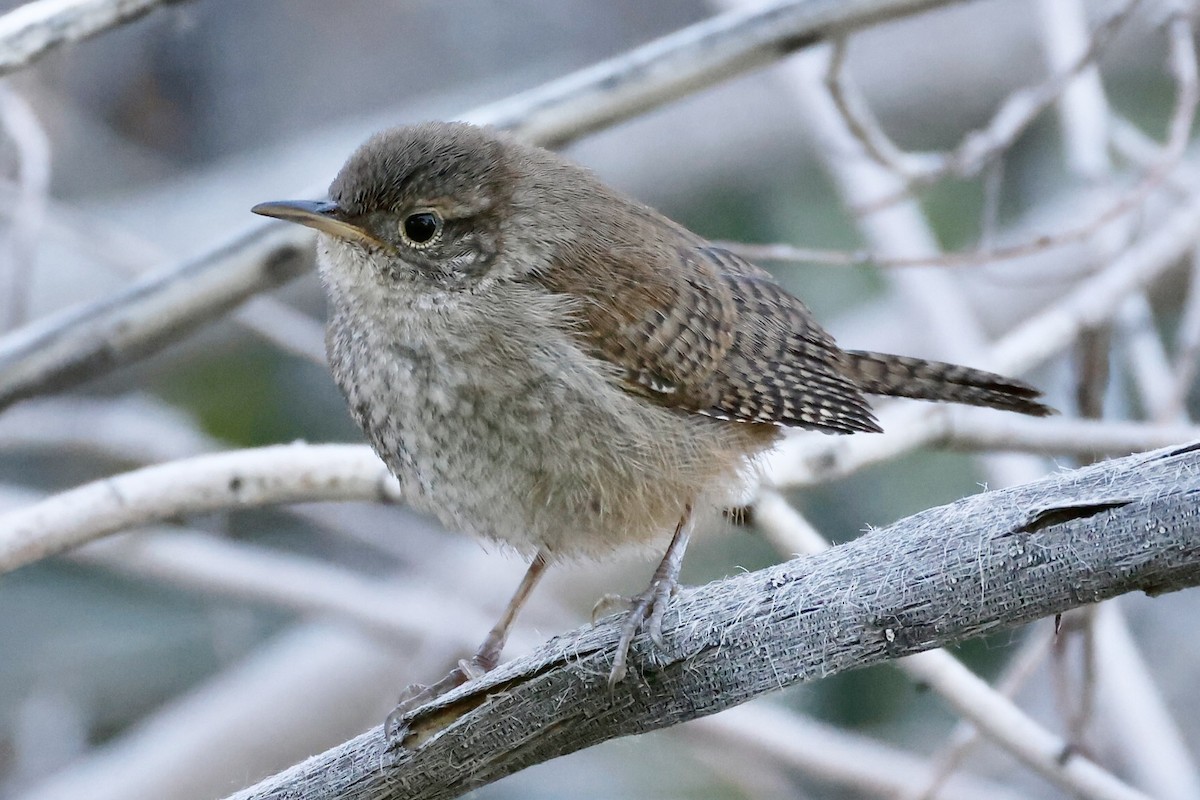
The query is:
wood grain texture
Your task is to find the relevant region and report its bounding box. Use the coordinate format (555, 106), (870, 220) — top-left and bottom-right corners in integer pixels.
(227, 441), (1200, 800)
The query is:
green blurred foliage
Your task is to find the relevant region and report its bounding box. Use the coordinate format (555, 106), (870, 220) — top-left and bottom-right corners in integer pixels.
(152, 341), (358, 448)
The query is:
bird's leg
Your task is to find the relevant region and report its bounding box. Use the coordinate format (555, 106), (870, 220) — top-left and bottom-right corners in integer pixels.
(385, 549), (550, 740)
(463, 549), (552, 675)
(609, 504), (693, 686)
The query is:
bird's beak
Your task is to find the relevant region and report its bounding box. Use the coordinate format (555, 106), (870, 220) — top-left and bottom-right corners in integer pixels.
(251, 199), (383, 247)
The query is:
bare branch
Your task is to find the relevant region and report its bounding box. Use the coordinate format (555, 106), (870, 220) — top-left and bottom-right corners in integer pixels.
(724, 4), (1198, 272)
(0, 443), (399, 573)
(74, 531), (503, 648)
(0, 222), (314, 408)
(0, 81), (49, 331)
(472, 0), (974, 147)
(685, 706), (1029, 800)
(822, 0), (1138, 188)
(935, 412), (1200, 458)
(820, 37), (937, 177)
(0, 0), (192, 77)
(0, 394), (217, 461)
(5, 410), (1195, 582)
(906, 627), (1056, 800)
(1120, 293), (1182, 422)
(225, 442), (1200, 800)
(1092, 601), (1200, 800)
(894, 0), (1138, 191)
(1166, 248), (1200, 415)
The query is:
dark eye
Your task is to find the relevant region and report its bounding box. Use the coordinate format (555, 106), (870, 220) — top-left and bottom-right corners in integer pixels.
(401, 211), (441, 246)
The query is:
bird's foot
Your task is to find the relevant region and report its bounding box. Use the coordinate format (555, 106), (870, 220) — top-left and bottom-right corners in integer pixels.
(607, 571), (680, 686)
(605, 507), (694, 686)
(384, 655), (491, 746)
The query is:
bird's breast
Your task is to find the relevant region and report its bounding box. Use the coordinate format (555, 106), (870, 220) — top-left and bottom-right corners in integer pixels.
(325, 290), (773, 558)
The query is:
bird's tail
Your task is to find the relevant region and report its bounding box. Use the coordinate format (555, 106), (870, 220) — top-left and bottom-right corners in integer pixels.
(840, 350), (1054, 417)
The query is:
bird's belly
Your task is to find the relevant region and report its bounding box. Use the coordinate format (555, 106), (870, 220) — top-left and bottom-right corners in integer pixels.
(333, 332), (771, 559)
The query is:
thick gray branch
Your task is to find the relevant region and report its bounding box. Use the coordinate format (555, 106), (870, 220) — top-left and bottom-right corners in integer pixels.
(0, 0), (967, 411)
(228, 442), (1200, 800)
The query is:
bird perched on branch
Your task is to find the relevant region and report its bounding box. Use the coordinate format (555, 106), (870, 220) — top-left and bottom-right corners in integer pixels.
(253, 121), (1051, 734)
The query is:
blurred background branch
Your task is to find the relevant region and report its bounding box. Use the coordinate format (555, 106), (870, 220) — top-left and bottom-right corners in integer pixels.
(0, 0), (189, 77)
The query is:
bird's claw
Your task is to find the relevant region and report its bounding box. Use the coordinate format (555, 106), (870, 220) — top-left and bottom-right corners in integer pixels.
(383, 654), (491, 747)
(384, 682), (437, 746)
(608, 573), (678, 686)
(591, 592), (628, 623)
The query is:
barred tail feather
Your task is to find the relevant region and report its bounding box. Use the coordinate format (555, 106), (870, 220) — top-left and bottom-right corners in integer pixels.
(840, 350), (1054, 417)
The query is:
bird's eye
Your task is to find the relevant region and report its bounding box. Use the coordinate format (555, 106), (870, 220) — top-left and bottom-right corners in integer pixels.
(401, 211), (442, 247)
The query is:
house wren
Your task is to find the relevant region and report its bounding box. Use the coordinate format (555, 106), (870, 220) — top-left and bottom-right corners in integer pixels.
(253, 121), (1051, 725)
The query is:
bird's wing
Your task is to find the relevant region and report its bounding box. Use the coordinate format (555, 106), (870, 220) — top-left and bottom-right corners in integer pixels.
(539, 241), (879, 434)
(695, 246), (880, 433)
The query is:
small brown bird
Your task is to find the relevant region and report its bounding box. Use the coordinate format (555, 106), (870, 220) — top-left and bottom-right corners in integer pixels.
(253, 121), (1050, 722)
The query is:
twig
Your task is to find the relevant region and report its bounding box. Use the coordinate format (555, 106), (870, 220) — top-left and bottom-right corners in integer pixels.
(939, 3), (1198, 261)
(1119, 293), (1182, 422)
(723, 5), (1197, 272)
(1075, 326), (1113, 420)
(74, 531), (507, 647)
(224, 442), (1200, 800)
(1166, 247), (1200, 416)
(880, 0), (1139, 197)
(1092, 601), (1200, 800)
(0, 442), (399, 573)
(0, 394), (218, 461)
(1052, 607), (1100, 757)
(685, 705), (1028, 800)
(0, 81), (49, 331)
(934, 411), (1200, 458)
(0, 0), (193, 77)
(906, 627), (1056, 800)
(980, 158), (1005, 249)
(820, 37), (939, 177)
(822, 0), (1138, 189)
